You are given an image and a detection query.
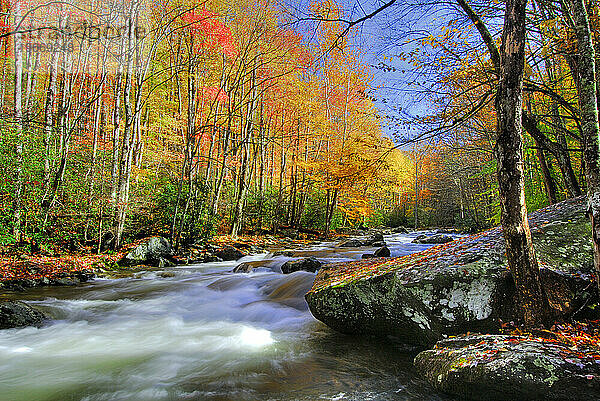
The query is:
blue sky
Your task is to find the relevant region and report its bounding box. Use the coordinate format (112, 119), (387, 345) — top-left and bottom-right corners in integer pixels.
(279, 0), (445, 144)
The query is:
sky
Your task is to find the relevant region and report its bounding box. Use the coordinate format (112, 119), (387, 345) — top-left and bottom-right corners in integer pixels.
(278, 0), (450, 144)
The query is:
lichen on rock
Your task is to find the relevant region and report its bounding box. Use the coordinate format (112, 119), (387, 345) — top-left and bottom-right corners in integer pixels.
(414, 334), (600, 401)
(306, 197), (598, 345)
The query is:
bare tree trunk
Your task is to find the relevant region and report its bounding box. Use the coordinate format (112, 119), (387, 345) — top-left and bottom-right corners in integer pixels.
(12, 2), (24, 241)
(534, 136), (558, 204)
(565, 0), (600, 292)
(114, 1), (138, 248)
(495, 0), (549, 326)
(42, 23), (61, 204)
(414, 158), (419, 229)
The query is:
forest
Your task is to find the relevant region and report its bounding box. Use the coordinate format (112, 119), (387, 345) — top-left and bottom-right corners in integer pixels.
(0, 0), (417, 253)
(0, 0), (599, 400)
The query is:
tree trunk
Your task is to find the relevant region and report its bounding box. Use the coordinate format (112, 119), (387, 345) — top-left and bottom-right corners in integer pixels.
(534, 136), (558, 204)
(12, 2), (24, 241)
(566, 0), (600, 292)
(495, 0), (550, 326)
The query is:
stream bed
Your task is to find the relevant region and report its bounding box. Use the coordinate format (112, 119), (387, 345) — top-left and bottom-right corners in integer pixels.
(0, 232), (457, 401)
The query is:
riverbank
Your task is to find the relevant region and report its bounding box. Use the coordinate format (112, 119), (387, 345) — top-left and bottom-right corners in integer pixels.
(0, 233), (331, 292)
(0, 229), (453, 401)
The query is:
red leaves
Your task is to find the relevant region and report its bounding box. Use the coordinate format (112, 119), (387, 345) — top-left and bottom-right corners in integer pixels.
(201, 86), (229, 104)
(181, 8), (238, 59)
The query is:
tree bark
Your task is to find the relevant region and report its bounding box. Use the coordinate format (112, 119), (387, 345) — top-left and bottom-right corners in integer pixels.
(495, 0), (550, 326)
(566, 0), (600, 292)
(12, 2), (24, 241)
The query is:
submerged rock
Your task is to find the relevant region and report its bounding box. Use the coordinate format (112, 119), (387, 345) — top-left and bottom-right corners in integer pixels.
(119, 237), (175, 267)
(0, 301), (47, 330)
(281, 257), (322, 274)
(412, 233), (454, 244)
(414, 334), (600, 401)
(306, 197), (597, 345)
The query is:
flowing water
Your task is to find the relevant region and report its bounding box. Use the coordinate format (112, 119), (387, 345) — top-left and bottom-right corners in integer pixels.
(0, 231), (457, 401)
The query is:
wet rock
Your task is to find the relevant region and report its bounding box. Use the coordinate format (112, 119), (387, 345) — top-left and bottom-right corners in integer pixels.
(159, 271), (176, 278)
(364, 232), (384, 245)
(412, 234), (454, 244)
(414, 234), (428, 242)
(214, 246), (246, 261)
(273, 250), (296, 257)
(233, 262), (255, 273)
(119, 237), (175, 267)
(414, 334), (600, 401)
(393, 226), (409, 234)
(361, 254), (376, 259)
(436, 228), (461, 235)
(374, 246), (391, 257)
(338, 239), (365, 248)
(306, 197), (598, 345)
(371, 241), (387, 248)
(50, 277), (79, 286)
(281, 257), (322, 274)
(0, 300), (47, 330)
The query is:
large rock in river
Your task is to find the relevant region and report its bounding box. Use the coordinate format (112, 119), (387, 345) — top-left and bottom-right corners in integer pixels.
(281, 257), (322, 274)
(412, 233), (454, 244)
(0, 300), (47, 329)
(214, 246), (246, 261)
(119, 237), (175, 267)
(305, 197), (597, 345)
(414, 334), (600, 400)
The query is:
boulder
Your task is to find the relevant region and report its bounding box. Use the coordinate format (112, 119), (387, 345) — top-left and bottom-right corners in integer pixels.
(305, 197), (597, 345)
(272, 250), (296, 257)
(414, 334), (600, 401)
(393, 226), (409, 234)
(338, 239), (365, 248)
(281, 257), (322, 274)
(0, 300), (47, 330)
(364, 232), (384, 245)
(436, 228), (461, 235)
(361, 254), (376, 259)
(374, 246), (391, 257)
(214, 246), (246, 261)
(232, 262), (255, 273)
(119, 237), (174, 267)
(412, 233), (454, 244)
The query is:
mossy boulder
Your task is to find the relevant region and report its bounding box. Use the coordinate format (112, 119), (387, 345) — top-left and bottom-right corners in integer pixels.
(0, 300), (47, 329)
(305, 197), (597, 345)
(119, 237), (175, 267)
(414, 334), (600, 400)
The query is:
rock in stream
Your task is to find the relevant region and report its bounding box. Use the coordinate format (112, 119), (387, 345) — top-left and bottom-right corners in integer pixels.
(305, 197), (598, 345)
(414, 334), (600, 400)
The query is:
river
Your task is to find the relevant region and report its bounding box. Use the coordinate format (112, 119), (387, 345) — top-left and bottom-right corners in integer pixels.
(0, 231), (456, 401)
